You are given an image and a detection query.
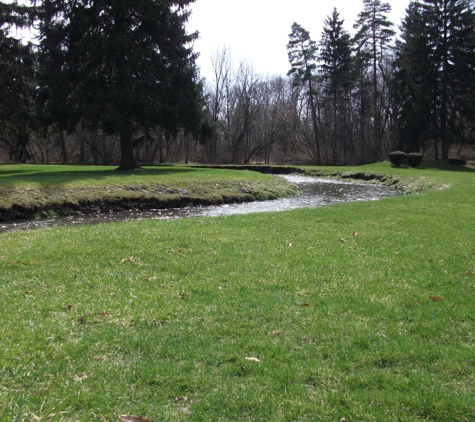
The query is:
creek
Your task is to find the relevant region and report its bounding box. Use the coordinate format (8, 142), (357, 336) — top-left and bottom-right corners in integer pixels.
(0, 175), (398, 232)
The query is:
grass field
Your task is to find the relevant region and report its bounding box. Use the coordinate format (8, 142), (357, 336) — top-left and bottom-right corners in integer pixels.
(1, 162), (474, 421)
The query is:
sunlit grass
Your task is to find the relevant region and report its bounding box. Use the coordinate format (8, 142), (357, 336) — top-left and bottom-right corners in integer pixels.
(1, 162), (474, 421)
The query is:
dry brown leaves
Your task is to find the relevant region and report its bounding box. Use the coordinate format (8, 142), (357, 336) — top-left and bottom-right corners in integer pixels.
(119, 416), (151, 422)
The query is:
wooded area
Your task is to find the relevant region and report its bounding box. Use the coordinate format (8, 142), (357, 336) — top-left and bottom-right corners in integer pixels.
(1, 0), (475, 166)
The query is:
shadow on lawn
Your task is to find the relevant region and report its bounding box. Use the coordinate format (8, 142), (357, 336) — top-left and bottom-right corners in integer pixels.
(0, 165), (202, 189)
(392, 161), (475, 173)
(420, 161), (475, 173)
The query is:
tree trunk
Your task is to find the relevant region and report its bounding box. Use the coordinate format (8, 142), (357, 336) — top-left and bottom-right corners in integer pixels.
(185, 134), (190, 164)
(440, 5), (449, 161)
(308, 88), (321, 165)
(372, 25), (379, 159)
(117, 121), (138, 170)
(59, 131), (68, 163)
(159, 135), (165, 163)
(332, 88), (338, 165)
(79, 137), (86, 164)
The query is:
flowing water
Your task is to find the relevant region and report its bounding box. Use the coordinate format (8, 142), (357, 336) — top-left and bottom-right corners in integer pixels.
(0, 175), (398, 232)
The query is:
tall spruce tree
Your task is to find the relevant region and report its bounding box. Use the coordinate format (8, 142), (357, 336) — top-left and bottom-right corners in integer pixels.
(38, 0), (203, 169)
(0, 2), (35, 161)
(319, 8), (354, 164)
(287, 22), (321, 163)
(395, 0), (475, 159)
(423, 0), (475, 159)
(354, 0), (395, 157)
(393, 2), (435, 153)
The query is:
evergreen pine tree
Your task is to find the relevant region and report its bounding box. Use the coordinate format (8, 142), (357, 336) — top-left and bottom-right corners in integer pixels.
(0, 2), (35, 161)
(422, 0), (475, 159)
(395, 0), (475, 159)
(354, 0), (395, 157)
(319, 8), (354, 164)
(38, 0), (204, 169)
(287, 22), (321, 163)
(393, 2), (435, 153)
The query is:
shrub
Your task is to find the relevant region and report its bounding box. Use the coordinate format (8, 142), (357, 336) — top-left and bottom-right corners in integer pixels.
(447, 158), (467, 166)
(388, 151), (407, 167)
(407, 152), (423, 167)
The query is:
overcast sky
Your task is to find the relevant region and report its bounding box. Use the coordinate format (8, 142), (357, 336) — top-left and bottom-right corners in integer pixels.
(187, 0), (410, 80)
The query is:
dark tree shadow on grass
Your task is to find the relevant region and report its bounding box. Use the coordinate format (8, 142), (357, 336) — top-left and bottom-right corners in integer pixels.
(0, 165), (204, 190)
(420, 161), (475, 173)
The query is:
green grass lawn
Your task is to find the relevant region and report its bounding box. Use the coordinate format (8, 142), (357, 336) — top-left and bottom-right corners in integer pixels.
(1, 162), (474, 421)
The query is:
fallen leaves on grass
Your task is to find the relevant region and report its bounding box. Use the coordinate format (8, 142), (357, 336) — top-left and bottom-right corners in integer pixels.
(25, 290), (36, 294)
(351, 231), (358, 237)
(121, 256), (135, 263)
(74, 373), (87, 382)
(245, 357), (261, 362)
(430, 296), (443, 301)
(465, 271), (473, 276)
(339, 238), (347, 243)
(300, 303), (310, 307)
(99, 310), (109, 315)
(119, 416), (151, 422)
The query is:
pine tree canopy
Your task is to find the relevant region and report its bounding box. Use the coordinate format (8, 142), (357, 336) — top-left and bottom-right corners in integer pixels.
(395, 0), (475, 158)
(353, 0), (394, 151)
(0, 2), (36, 162)
(38, 0), (203, 169)
(287, 22), (321, 163)
(319, 8), (353, 95)
(353, 0), (395, 55)
(287, 22), (318, 89)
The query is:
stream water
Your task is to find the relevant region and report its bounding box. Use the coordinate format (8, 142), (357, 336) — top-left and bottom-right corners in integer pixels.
(0, 175), (398, 232)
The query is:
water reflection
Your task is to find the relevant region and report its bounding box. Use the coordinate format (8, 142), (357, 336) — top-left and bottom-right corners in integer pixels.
(0, 175), (397, 232)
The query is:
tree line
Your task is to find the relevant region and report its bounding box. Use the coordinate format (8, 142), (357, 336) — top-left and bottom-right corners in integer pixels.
(1, 0), (475, 167)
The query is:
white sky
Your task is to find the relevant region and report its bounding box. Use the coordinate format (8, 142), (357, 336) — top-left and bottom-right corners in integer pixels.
(187, 0), (410, 80)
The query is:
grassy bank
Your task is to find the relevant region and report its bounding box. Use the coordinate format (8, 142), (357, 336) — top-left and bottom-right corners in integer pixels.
(0, 165), (300, 221)
(1, 162), (475, 421)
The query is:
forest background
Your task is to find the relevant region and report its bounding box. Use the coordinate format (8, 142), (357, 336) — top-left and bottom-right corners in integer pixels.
(1, 0), (475, 168)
